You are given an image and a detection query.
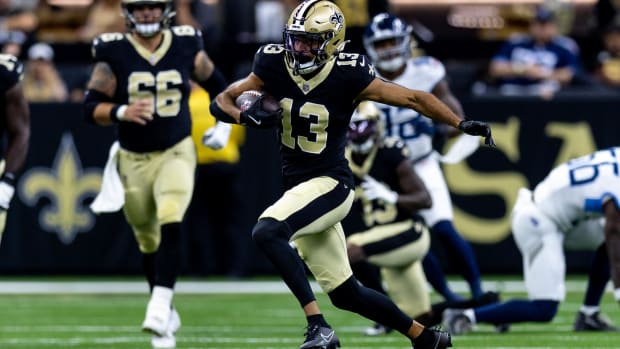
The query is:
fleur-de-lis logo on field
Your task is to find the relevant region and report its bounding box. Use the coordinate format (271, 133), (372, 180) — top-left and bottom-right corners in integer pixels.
(19, 133), (102, 244)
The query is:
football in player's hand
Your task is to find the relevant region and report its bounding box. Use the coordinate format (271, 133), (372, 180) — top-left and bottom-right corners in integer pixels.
(235, 90), (263, 112)
(235, 90), (280, 113)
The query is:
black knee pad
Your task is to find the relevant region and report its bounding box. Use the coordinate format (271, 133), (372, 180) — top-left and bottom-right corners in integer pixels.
(252, 218), (291, 244)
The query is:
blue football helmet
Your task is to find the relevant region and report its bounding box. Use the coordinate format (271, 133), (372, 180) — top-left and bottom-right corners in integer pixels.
(363, 13), (413, 72)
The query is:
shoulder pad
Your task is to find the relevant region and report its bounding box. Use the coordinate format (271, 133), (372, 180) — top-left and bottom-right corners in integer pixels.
(92, 32), (126, 58)
(257, 44), (286, 55)
(93, 32), (126, 47)
(335, 52), (366, 66)
(0, 54), (23, 81)
(171, 25), (202, 38)
(411, 56), (445, 80)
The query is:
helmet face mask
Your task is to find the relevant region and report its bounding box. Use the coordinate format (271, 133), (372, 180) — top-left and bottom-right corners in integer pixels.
(121, 0), (175, 38)
(284, 0), (346, 75)
(363, 13), (413, 72)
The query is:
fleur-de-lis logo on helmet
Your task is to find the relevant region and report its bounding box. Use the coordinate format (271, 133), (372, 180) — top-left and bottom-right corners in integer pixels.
(330, 12), (343, 26)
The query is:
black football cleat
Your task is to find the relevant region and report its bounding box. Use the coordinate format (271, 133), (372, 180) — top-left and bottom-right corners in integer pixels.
(573, 311), (620, 332)
(299, 324), (341, 349)
(413, 327), (452, 349)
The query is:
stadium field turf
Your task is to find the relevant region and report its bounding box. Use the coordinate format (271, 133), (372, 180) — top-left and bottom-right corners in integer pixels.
(0, 277), (618, 349)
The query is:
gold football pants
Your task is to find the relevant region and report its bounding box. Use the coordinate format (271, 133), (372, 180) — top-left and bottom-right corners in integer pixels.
(118, 137), (196, 253)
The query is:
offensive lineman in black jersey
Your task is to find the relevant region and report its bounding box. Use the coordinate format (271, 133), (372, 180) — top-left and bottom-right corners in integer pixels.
(0, 54), (29, 244)
(210, 1), (494, 348)
(83, 1), (228, 348)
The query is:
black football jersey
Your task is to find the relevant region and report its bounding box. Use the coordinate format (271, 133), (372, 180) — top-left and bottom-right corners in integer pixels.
(252, 44), (375, 188)
(342, 137), (423, 236)
(92, 26), (203, 152)
(0, 54), (23, 139)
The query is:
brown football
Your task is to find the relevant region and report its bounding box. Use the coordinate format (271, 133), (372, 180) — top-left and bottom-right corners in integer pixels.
(235, 90), (280, 113)
(235, 90), (262, 112)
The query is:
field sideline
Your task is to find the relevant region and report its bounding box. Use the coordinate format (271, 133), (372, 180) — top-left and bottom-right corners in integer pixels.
(0, 277), (618, 349)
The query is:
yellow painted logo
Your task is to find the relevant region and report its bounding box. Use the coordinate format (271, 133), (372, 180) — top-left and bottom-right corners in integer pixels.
(18, 133), (102, 244)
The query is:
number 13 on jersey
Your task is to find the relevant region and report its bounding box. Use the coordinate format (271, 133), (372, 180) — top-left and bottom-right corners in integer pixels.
(280, 98), (329, 154)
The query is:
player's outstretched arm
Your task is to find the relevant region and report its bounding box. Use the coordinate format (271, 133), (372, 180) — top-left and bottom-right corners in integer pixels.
(359, 78), (495, 145)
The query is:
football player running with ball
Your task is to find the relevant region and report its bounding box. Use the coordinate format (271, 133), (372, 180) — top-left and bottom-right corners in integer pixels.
(83, 0), (228, 348)
(210, 1), (494, 348)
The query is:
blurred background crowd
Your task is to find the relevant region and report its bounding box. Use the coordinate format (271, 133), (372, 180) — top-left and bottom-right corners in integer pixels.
(3, 0), (620, 104)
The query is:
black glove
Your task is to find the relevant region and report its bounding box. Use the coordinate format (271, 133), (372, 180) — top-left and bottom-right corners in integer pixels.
(239, 95), (283, 129)
(458, 120), (496, 147)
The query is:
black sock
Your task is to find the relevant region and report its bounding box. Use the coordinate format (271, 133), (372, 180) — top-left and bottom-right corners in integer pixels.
(412, 328), (435, 347)
(307, 314), (329, 327)
(154, 222), (181, 288)
(142, 252), (156, 292)
(328, 277), (412, 334)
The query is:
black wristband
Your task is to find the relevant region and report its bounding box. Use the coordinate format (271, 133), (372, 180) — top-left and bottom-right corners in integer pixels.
(1, 171), (16, 186)
(109, 104), (122, 123)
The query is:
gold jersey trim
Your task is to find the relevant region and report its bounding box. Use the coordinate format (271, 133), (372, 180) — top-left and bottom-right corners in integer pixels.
(286, 57), (336, 95)
(126, 30), (172, 66)
(345, 144), (379, 178)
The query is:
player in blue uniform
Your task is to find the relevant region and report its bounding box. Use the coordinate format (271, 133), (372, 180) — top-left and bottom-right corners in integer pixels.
(83, 1), (228, 348)
(210, 1), (494, 348)
(0, 54), (29, 243)
(443, 148), (620, 335)
(363, 12), (490, 305)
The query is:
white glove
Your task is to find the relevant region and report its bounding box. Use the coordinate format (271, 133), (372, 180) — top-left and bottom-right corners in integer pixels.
(202, 121), (232, 150)
(361, 175), (398, 204)
(0, 179), (15, 210)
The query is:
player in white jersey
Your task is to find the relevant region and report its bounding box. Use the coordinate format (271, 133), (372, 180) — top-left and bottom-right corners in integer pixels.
(363, 13), (489, 304)
(443, 147), (620, 334)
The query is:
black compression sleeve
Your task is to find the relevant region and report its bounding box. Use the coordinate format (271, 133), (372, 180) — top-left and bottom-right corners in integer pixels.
(83, 89), (112, 123)
(209, 99), (238, 124)
(197, 67), (227, 97)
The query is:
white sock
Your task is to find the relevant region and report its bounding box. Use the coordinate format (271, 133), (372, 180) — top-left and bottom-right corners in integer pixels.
(580, 305), (599, 316)
(464, 308), (476, 324)
(151, 286), (174, 305)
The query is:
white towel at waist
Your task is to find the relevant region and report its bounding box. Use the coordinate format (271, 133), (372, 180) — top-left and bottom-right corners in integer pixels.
(433, 133), (480, 164)
(90, 141), (124, 213)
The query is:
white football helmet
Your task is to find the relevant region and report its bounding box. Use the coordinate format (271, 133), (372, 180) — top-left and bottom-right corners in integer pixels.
(121, 0), (175, 38)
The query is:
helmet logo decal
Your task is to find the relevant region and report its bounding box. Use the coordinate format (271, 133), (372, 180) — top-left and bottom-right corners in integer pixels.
(330, 12), (343, 25)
